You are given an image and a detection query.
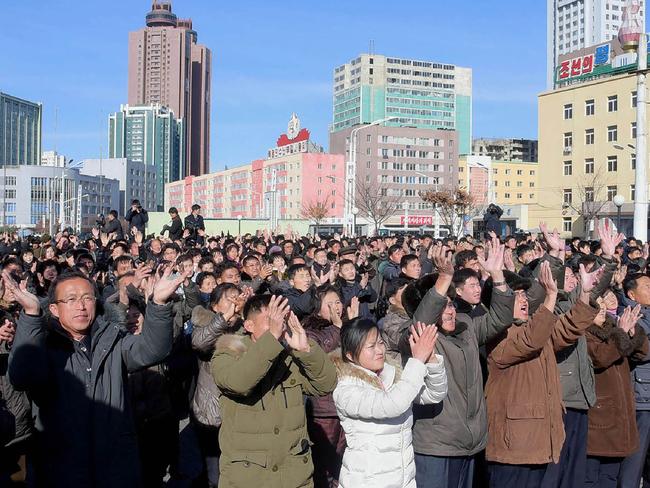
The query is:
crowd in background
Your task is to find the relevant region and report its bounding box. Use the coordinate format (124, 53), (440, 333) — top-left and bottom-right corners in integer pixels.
(2, 201), (650, 488)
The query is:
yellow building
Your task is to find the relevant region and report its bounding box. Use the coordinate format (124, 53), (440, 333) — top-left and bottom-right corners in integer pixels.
(458, 156), (539, 206)
(534, 71), (639, 237)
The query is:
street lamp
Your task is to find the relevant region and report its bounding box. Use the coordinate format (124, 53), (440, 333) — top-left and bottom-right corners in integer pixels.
(237, 214), (242, 236)
(351, 207), (359, 237)
(613, 194), (625, 231)
(346, 116), (399, 235)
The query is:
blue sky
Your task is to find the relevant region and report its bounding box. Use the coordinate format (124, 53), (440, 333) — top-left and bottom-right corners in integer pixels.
(2, 0), (548, 172)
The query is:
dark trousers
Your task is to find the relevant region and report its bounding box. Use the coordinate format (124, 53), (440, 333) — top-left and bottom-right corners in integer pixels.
(137, 416), (178, 488)
(541, 408), (588, 488)
(414, 453), (474, 488)
(307, 416), (346, 488)
(488, 462), (546, 488)
(585, 456), (622, 488)
(194, 423), (220, 488)
(620, 410), (650, 488)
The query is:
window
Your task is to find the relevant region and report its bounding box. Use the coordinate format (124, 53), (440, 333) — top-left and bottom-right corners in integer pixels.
(607, 185), (618, 201)
(632, 122), (637, 139)
(585, 187), (594, 202)
(631, 184), (636, 200)
(585, 158), (594, 173)
(632, 91), (638, 107)
(530, 170), (535, 175)
(563, 218), (573, 232)
(517, 181), (523, 187)
(564, 160), (572, 175)
(505, 181), (511, 187)
(563, 189), (573, 204)
(517, 170), (523, 175)
(608, 95), (618, 112)
(366, 148), (371, 155)
(585, 99), (595, 115)
(607, 155), (618, 172)
(367, 161), (371, 168)
(564, 103), (573, 119)
(381, 149), (389, 157)
(607, 125), (618, 142)
(632, 154), (637, 169)
(564, 132), (573, 149)
(505, 169), (512, 175)
(4, 189), (16, 199)
(517, 193), (523, 199)
(585, 129), (595, 145)
(504, 193), (511, 199)
(530, 182), (535, 187)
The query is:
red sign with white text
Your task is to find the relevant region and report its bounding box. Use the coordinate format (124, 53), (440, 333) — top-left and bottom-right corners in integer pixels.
(400, 215), (434, 226)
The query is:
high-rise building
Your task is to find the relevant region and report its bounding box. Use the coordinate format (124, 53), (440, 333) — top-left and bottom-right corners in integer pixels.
(41, 150), (67, 167)
(472, 138), (539, 162)
(108, 104), (184, 210)
(0, 92), (42, 167)
(128, 1), (211, 176)
(546, 0), (645, 89)
(331, 54), (472, 154)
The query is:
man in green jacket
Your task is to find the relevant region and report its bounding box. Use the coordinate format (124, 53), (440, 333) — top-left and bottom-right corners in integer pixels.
(211, 294), (337, 488)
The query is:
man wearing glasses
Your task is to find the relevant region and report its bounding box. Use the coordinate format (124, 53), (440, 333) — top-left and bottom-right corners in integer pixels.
(3, 265), (190, 488)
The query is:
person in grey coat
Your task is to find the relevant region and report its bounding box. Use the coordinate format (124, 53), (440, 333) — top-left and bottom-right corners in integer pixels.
(3, 264), (190, 488)
(400, 237), (514, 488)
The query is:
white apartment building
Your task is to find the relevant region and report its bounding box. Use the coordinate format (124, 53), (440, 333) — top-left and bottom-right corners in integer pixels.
(547, 0), (646, 89)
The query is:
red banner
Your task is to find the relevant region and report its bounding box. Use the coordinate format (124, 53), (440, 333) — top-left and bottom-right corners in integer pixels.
(400, 215), (433, 226)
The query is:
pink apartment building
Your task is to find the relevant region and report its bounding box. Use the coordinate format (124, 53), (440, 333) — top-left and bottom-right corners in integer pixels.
(166, 115), (345, 221)
(128, 1), (211, 177)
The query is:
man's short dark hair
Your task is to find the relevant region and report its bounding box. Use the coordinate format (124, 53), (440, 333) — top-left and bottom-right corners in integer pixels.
(388, 244), (403, 257)
(114, 255), (134, 268)
(198, 256), (215, 268)
(516, 243), (534, 258)
(454, 250), (478, 269)
(191, 204), (201, 211)
(109, 210), (118, 218)
(169, 207), (178, 215)
(243, 294), (273, 320)
(196, 271), (217, 288)
(48, 270), (98, 305)
(624, 273), (648, 298)
(215, 261), (240, 278)
(287, 264), (311, 280)
(241, 254), (260, 267)
(162, 243), (181, 254)
(399, 254), (419, 269)
(132, 199), (140, 206)
(452, 268), (480, 288)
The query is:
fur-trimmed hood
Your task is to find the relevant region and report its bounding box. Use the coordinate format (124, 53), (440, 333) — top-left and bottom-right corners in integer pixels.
(330, 349), (402, 390)
(191, 305), (216, 328)
(588, 317), (647, 357)
(214, 333), (250, 358)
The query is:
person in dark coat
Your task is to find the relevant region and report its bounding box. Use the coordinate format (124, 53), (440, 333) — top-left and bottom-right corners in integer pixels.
(184, 204), (206, 245)
(100, 210), (124, 240)
(125, 199), (149, 234)
(4, 265), (190, 488)
(335, 259), (377, 319)
(162, 207), (184, 242)
(483, 203), (503, 238)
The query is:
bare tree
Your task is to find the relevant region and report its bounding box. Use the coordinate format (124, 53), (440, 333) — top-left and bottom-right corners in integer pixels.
(420, 187), (478, 236)
(561, 167), (609, 237)
(354, 177), (401, 236)
(301, 195), (330, 235)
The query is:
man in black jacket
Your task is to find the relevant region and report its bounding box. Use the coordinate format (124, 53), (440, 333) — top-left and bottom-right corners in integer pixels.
(125, 200), (148, 234)
(4, 266), (190, 488)
(162, 207), (183, 241)
(184, 204), (205, 245)
(100, 210), (124, 240)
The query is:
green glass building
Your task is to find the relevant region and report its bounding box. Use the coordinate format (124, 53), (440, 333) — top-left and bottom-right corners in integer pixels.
(108, 104), (184, 209)
(0, 92), (42, 167)
(331, 54), (472, 155)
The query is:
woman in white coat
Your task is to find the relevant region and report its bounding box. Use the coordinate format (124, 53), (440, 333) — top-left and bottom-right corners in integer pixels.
(332, 318), (447, 488)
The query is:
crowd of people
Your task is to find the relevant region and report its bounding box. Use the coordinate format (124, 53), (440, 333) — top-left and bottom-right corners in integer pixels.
(2, 201), (650, 488)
